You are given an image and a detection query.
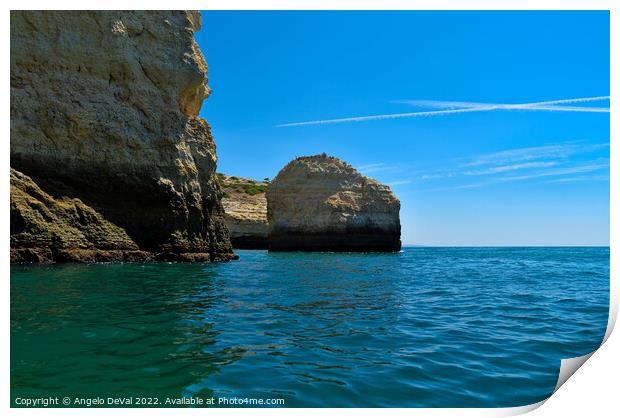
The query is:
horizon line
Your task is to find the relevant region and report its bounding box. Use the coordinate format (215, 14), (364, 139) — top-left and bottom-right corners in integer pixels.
(400, 244), (610, 248)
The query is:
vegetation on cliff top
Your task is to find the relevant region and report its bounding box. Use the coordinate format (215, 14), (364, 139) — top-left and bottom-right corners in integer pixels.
(217, 173), (269, 196)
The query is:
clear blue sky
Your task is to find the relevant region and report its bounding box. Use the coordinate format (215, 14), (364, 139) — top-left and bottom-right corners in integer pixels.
(196, 11), (609, 246)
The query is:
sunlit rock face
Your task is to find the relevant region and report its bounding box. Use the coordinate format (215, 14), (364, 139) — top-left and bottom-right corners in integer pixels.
(220, 175), (269, 249)
(267, 154), (401, 252)
(10, 10), (234, 262)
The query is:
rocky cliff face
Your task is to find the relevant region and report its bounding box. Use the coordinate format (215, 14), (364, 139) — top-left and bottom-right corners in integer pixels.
(267, 154), (401, 251)
(10, 169), (151, 262)
(220, 175), (268, 249)
(10, 10), (234, 262)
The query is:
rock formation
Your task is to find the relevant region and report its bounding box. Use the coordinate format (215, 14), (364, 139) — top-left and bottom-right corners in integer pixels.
(10, 10), (234, 262)
(219, 175), (269, 249)
(267, 154), (401, 251)
(10, 169), (150, 263)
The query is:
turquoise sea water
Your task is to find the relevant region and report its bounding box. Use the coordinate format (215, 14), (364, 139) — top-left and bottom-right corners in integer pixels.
(11, 247), (609, 407)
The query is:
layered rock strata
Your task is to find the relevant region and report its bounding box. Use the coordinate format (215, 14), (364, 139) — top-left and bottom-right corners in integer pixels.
(267, 154), (401, 252)
(220, 175), (268, 249)
(10, 10), (234, 262)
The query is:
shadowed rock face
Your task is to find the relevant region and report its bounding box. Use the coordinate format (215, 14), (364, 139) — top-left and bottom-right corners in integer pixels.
(10, 168), (151, 263)
(10, 10), (234, 262)
(267, 154), (401, 252)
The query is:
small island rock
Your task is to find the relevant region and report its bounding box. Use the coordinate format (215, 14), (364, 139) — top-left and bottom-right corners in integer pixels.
(266, 154), (401, 251)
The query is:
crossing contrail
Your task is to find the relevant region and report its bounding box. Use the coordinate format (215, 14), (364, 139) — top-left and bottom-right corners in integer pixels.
(393, 96), (610, 110)
(276, 96), (609, 127)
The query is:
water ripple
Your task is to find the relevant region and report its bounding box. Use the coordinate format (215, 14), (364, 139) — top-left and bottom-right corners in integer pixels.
(11, 247), (608, 407)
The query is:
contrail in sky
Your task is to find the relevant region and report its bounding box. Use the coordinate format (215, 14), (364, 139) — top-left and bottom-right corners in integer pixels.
(276, 96), (609, 127)
(393, 96), (610, 110)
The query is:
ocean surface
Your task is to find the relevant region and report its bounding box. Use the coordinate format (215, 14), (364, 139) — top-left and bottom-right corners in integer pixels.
(11, 247), (609, 407)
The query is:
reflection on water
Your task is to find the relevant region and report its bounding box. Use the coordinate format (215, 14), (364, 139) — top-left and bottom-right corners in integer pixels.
(11, 248), (609, 407)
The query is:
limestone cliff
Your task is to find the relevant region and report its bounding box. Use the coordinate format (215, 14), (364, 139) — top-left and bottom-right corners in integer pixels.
(219, 174), (268, 249)
(10, 10), (234, 262)
(267, 154), (401, 251)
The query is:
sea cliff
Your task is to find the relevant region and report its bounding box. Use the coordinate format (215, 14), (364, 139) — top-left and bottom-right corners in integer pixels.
(10, 11), (234, 262)
(219, 174), (269, 249)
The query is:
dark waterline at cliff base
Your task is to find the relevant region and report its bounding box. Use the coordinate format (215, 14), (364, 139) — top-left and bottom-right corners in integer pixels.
(11, 248), (608, 407)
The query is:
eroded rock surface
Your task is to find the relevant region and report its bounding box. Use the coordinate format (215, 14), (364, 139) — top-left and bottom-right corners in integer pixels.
(267, 154), (401, 251)
(10, 10), (234, 262)
(220, 175), (268, 249)
(10, 169), (150, 263)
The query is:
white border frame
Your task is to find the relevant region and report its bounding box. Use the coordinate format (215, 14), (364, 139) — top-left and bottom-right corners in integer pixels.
(2, 2), (616, 417)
